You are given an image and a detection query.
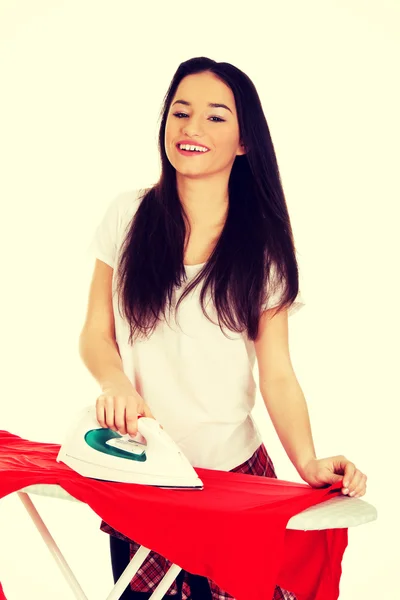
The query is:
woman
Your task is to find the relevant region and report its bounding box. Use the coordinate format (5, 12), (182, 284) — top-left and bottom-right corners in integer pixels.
(80, 56), (367, 599)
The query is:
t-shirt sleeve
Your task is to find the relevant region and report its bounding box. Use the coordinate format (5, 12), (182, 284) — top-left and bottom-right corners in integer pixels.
(86, 192), (136, 268)
(261, 262), (305, 317)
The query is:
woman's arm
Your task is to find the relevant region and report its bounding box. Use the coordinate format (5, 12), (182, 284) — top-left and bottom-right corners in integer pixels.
(254, 308), (317, 477)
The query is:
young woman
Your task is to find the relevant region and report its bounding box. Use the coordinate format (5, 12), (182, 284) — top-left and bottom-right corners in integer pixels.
(80, 56), (367, 600)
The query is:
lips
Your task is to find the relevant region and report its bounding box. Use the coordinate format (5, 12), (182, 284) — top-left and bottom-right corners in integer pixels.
(176, 140), (210, 151)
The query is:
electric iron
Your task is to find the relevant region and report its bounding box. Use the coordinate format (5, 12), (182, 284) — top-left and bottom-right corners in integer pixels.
(56, 405), (203, 490)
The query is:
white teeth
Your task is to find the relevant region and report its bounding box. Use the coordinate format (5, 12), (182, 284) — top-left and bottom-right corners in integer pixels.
(178, 144), (208, 152)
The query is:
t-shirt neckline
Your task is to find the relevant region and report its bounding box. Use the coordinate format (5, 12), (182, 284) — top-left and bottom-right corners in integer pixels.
(184, 262), (206, 269)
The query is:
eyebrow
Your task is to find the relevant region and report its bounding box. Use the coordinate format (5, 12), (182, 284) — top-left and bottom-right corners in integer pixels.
(172, 99), (233, 114)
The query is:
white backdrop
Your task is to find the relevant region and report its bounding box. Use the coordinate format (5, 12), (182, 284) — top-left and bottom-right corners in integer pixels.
(0, 1), (398, 598)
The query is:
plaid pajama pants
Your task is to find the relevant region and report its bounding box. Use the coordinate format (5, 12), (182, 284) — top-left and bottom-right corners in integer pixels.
(101, 443), (297, 600)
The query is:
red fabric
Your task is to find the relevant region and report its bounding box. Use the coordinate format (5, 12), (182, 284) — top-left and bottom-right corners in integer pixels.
(0, 582), (6, 600)
(102, 443), (297, 599)
(0, 431), (348, 600)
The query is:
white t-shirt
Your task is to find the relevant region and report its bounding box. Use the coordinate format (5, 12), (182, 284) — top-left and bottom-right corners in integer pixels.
(87, 189), (305, 470)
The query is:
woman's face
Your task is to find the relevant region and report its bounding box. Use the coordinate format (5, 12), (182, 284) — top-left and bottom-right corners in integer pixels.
(165, 71), (246, 177)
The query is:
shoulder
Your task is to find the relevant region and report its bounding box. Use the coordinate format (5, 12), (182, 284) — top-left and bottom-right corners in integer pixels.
(116, 188), (146, 217)
(112, 188), (148, 233)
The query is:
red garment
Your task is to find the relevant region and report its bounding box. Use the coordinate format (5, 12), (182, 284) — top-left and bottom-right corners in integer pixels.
(0, 582), (6, 600)
(102, 443), (296, 599)
(0, 431), (348, 600)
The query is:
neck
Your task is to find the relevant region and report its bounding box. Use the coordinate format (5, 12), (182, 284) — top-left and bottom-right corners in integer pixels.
(176, 174), (229, 228)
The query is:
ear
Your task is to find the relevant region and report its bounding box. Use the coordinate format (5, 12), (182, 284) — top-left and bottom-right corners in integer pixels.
(237, 142), (247, 156)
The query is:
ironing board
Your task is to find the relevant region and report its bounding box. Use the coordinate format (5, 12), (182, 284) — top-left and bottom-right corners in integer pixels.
(15, 484), (377, 600)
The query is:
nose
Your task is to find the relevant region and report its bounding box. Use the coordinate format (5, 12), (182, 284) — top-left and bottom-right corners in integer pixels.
(182, 132), (207, 147)
(183, 129), (203, 139)
(182, 116), (205, 138)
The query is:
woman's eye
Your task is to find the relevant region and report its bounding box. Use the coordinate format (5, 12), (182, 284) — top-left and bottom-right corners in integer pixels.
(172, 112), (224, 123)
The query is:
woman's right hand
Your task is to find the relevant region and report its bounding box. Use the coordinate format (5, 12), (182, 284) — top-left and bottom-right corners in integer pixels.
(96, 386), (156, 437)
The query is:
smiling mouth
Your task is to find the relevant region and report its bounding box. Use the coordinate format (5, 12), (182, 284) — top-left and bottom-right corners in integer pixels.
(176, 144), (210, 154)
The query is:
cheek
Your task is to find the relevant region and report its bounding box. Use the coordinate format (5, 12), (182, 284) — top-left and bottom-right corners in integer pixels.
(166, 115), (177, 131)
(165, 121), (176, 146)
(219, 133), (241, 156)
(217, 127), (239, 145)
(164, 124), (177, 160)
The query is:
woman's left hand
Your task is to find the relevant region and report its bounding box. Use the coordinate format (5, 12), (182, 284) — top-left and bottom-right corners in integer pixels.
(300, 455), (367, 498)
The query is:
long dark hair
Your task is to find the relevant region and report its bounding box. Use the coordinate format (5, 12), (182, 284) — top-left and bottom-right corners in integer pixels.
(116, 56), (300, 344)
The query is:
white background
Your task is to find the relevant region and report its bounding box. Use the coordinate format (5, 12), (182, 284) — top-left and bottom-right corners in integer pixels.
(0, 0), (398, 598)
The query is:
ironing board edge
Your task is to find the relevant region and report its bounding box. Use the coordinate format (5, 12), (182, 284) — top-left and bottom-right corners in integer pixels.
(17, 484), (378, 530)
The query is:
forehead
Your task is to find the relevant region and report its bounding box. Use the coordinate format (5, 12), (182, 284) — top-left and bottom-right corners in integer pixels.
(173, 72), (235, 111)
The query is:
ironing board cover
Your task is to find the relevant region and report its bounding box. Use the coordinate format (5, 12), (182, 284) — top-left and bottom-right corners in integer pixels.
(0, 430), (348, 600)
